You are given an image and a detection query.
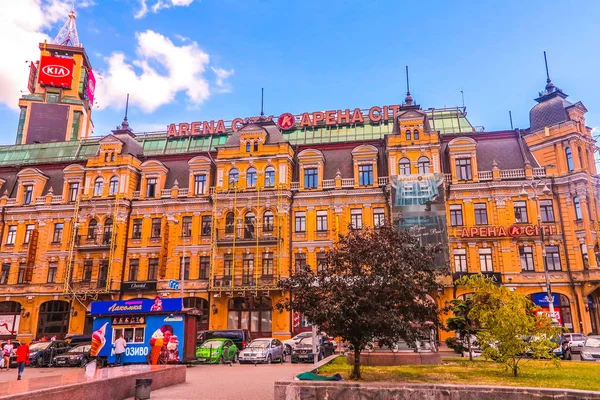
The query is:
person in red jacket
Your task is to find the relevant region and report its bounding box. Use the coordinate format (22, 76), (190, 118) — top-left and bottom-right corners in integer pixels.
(15, 342), (29, 380)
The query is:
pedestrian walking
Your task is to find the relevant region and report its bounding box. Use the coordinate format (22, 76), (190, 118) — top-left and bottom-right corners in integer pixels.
(113, 333), (127, 366)
(15, 342), (29, 380)
(2, 340), (13, 371)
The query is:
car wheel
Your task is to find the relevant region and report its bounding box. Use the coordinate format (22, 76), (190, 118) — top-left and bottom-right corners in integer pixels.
(280, 353), (285, 364)
(266, 355), (272, 364)
(80, 358), (87, 368)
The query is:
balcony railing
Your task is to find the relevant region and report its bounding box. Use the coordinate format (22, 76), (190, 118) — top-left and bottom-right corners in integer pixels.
(341, 178), (354, 187)
(212, 275), (279, 290)
(178, 188), (189, 197)
(478, 171), (493, 181)
(532, 167), (546, 177)
(500, 169), (526, 179)
(322, 179), (336, 189)
(74, 234), (112, 249)
(214, 228), (280, 246)
(378, 176), (389, 186)
(70, 279), (111, 291)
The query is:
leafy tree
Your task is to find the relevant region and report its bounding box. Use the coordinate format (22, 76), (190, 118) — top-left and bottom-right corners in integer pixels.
(277, 224), (445, 379)
(457, 275), (560, 377)
(445, 297), (479, 361)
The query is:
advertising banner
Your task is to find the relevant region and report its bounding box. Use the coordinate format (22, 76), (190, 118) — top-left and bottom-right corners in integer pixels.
(90, 297), (182, 315)
(38, 55), (74, 88)
(86, 68), (96, 105)
(0, 315), (19, 336)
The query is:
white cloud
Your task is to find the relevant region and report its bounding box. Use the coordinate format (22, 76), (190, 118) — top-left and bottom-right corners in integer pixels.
(135, 0), (195, 19)
(0, 0), (94, 111)
(211, 67), (234, 93)
(95, 30), (212, 113)
(173, 34), (189, 42)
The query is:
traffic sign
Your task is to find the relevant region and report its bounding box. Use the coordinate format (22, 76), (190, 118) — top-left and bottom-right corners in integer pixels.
(169, 280), (180, 290)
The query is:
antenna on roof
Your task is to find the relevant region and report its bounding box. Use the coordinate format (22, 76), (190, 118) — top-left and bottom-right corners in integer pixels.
(260, 88), (264, 117)
(120, 94), (130, 129)
(509, 110), (514, 130)
(460, 90), (465, 108)
(543, 51), (550, 84)
(404, 66), (413, 105)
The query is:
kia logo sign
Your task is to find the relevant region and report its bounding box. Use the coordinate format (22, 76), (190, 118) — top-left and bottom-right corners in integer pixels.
(41, 65), (70, 78)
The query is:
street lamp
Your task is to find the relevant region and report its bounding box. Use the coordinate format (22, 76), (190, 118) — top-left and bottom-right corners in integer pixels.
(520, 181), (556, 323)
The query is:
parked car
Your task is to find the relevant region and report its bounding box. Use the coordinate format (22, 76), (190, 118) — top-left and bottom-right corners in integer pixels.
(571, 336), (600, 361)
(64, 334), (92, 347)
(196, 338), (238, 364)
(238, 338), (285, 364)
(283, 331), (334, 355)
(291, 336), (334, 363)
(197, 329), (252, 351)
(561, 333), (586, 360)
(29, 340), (70, 367)
(53, 343), (92, 367)
(0, 340), (21, 368)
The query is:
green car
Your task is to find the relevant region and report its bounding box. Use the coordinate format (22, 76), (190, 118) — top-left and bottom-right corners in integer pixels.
(196, 338), (238, 364)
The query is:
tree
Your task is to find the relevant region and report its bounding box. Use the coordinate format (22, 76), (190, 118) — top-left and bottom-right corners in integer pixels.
(445, 297), (479, 361)
(277, 224), (446, 379)
(457, 275), (560, 377)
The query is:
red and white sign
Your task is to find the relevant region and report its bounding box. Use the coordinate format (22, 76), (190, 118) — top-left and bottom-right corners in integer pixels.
(537, 308), (562, 325)
(293, 312), (301, 328)
(86, 68), (96, 105)
(38, 55), (74, 88)
(277, 113), (295, 130)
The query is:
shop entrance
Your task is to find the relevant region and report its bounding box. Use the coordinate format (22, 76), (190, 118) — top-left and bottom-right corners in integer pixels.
(36, 300), (70, 339)
(183, 297), (209, 333)
(227, 296), (272, 338)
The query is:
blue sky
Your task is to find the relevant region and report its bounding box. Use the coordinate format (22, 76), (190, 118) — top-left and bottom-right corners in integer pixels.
(1, 0), (599, 144)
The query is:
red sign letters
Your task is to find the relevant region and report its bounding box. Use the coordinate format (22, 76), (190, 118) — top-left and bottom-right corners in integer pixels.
(455, 224), (557, 238)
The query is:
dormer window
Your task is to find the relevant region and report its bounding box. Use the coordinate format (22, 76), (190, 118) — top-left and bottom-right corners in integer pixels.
(68, 182), (79, 202)
(23, 185), (33, 205)
(253, 142), (259, 152)
(456, 158), (472, 181)
(93, 178), (103, 197)
(405, 129), (411, 141)
(146, 178), (157, 198)
(109, 176), (119, 195)
(413, 129), (419, 140)
(247, 168), (257, 188)
(246, 142), (251, 152)
(358, 164), (373, 186)
(265, 166), (275, 188)
(304, 168), (318, 189)
(417, 156), (430, 175)
(194, 174), (206, 195)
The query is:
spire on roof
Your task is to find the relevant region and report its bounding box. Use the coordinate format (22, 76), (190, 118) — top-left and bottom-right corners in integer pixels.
(535, 51), (567, 102)
(404, 65), (413, 106)
(52, 6), (81, 47)
(121, 94), (130, 129)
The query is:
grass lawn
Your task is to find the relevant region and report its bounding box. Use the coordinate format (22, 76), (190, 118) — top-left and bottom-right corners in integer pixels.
(318, 356), (600, 392)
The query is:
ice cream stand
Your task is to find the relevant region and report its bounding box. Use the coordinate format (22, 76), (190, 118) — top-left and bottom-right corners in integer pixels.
(89, 297), (198, 365)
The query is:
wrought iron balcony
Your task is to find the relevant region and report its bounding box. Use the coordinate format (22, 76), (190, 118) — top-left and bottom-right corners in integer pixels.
(74, 234), (112, 250)
(214, 228), (280, 246)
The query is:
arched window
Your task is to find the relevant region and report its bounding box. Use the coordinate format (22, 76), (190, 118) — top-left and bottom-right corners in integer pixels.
(244, 212), (256, 239)
(37, 300), (70, 339)
(399, 158), (411, 175)
(93, 178), (103, 197)
(263, 210), (274, 232)
(88, 219), (98, 239)
(225, 212), (235, 234)
(565, 147), (574, 172)
(245, 142), (251, 152)
(103, 218), (113, 244)
(413, 129), (420, 140)
(246, 168), (257, 188)
(264, 166), (275, 188)
(253, 142), (259, 152)
(109, 176), (119, 195)
(228, 168), (239, 187)
(578, 146), (584, 170)
(417, 156), (430, 175)
(405, 129), (411, 141)
(574, 196), (582, 220)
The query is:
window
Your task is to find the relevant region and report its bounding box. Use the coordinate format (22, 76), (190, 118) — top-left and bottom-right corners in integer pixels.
(520, 246), (534, 271)
(244, 213), (255, 239)
(405, 129), (411, 141)
(224, 254), (233, 276)
(351, 209), (363, 230)
(109, 176), (119, 195)
(246, 142), (251, 152)
(450, 205), (463, 226)
(199, 256), (210, 279)
(132, 219), (142, 239)
(373, 208), (385, 228)
(82, 260), (92, 281)
(295, 211), (306, 233)
(413, 129), (419, 140)
(23, 185), (33, 204)
(456, 158), (472, 181)
(417, 156), (430, 175)
(148, 258), (158, 280)
(225, 212), (234, 234)
(242, 255), (254, 284)
(574, 196), (582, 220)
(228, 169), (239, 186)
(47, 262), (58, 283)
(565, 147), (574, 172)
(146, 178), (157, 198)
(88, 219), (98, 239)
(180, 257), (190, 280)
(317, 252), (328, 273)
(93, 178), (103, 197)
(194, 175), (206, 195)
(24, 225), (34, 244)
(264, 167), (275, 188)
(113, 327), (145, 344)
(53, 223), (64, 243)
(540, 200), (555, 223)
(151, 218), (161, 238)
(17, 263), (26, 284)
(263, 211), (274, 232)
(262, 253), (273, 276)
(304, 168), (318, 189)
(201, 216), (212, 236)
(454, 249), (468, 272)
(246, 168), (257, 188)
(295, 253), (307, 270)
(316, 210), (328, 232)
(254, 142), (259, 152)
(68, 182), (79, 202)
(514, 201), (528, 223)
(47, 93), (59, 103)
(358, 164), (373, 186)
(182, 216), (192, 237)
(6, 226), (16, 245)
(474, 203), (488, 225)
(0, 264), (9, 285)
(545, 246), (562, 271)
(103, 219), (113, 244)
(129, 259), (139, 281)
(398, 158), (411, 175)
(479, 248), (493, 272)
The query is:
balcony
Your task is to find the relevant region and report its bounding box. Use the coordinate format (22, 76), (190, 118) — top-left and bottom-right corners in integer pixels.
(74, 235), (112, 250)
(69, 279), (112, 292)
(214, 228), (280, 247)
(211, 274), (279, 291)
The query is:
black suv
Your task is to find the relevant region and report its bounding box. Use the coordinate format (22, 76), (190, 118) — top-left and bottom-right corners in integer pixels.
(29, 340), (70, 367)
(291, 336), (334, 363)
(197, 330), (252, 351)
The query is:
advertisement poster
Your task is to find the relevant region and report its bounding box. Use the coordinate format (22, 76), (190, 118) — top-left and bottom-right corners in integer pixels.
(37, 55), (74, 88)
(90, 296), (182, 315)
(390, 173), (449, 268)
(0, 315), (19, 336)
(85, 68), (96, 105)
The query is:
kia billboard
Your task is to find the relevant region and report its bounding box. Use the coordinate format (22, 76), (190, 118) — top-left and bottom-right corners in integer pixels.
(38, 55), (74, 88)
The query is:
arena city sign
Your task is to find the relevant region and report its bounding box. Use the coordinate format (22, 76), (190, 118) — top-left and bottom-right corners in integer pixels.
(455, 224), (557, 238)
(166, 104), (401, 138)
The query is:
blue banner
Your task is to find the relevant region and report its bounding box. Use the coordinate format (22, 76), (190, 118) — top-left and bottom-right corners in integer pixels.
(532, 293), (560, 307)
(90, 296), (183, 315)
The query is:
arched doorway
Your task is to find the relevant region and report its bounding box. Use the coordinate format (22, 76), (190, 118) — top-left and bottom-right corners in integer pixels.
(0, 301), (21, 339)
(37, 301), (70, 339)
(228, 296), (272, 338)
(530, 293), (573, 331)
(183, 297), (209, 333)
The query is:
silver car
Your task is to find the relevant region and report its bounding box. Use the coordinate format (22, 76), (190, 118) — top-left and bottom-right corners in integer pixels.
(238, 338), (285, 364)
(573, 336), (600, 362)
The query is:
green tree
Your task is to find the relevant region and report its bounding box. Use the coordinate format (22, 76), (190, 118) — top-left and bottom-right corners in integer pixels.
(277, 225), (446, 379)
(457, 275), (560, 377)
(445, 297), (479, 361)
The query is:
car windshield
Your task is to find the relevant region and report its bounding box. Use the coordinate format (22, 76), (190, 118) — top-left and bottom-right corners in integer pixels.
(30, 342), (51, 351)
(201, 341), (223, 349)
(585, 338), (600, 348)
(571, 334), (585, 341)
(298, 337), (313, 345)
(294, 333), (309, 340)
(69, 344), (91, 353)
(248, 341), (270, 348)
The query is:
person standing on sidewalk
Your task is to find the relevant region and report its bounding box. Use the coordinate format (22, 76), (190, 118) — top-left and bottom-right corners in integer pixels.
(2, 340), (13, 371)
(113, 334), (127, 366)
(15, 342), (29, 380)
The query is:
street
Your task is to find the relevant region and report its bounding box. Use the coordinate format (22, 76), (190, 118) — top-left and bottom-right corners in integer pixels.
(0, 366), (81, 382)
